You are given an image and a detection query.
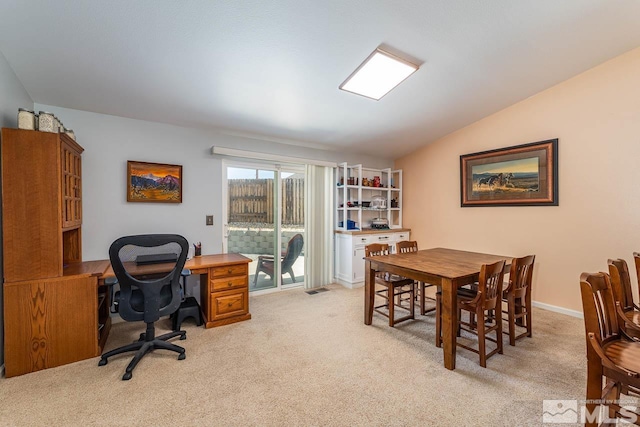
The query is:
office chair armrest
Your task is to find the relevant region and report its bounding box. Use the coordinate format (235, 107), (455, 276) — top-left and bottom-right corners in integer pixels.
(104, 277), (118, 287)
(257, 255), (275, 261)
(181, 269), (191, 277)
(104, 277), (119, 313)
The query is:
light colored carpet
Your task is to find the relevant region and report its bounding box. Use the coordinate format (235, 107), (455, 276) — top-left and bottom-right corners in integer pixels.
(0, 284), (586, 426)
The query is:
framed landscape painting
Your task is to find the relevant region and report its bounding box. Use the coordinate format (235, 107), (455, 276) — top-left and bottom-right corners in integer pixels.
(460, 139), (558, 207)
(127, 161), (183, 203)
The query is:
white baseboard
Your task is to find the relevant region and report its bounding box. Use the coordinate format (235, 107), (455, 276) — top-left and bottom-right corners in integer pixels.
(334, 278), (364, 289)
(532, 300), (583, 319)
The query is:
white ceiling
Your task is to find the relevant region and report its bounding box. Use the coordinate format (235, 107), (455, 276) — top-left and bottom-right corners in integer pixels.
(0, 1), (639, 159)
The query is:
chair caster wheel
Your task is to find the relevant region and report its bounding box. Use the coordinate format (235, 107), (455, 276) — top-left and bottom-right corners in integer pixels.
(98, 358), (108, 366)
(180, 333), (187, 340)
(178, 353), (186, 360)
(122, 372), (132, 381)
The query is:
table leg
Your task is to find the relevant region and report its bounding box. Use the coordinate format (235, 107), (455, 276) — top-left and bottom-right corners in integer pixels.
(364, 260), (374, 325)
(441, 277), (456, 370)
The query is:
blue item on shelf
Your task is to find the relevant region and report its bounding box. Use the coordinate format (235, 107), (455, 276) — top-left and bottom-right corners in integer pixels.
(338, 220), (358, 230)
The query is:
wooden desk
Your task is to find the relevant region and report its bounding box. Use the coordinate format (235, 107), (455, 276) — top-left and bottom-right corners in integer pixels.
(364, 247), (512, 370)
(101, 253), (251, 328)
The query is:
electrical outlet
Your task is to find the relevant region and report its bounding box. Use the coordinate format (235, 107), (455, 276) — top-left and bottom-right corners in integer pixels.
(206, 215), (214, 226)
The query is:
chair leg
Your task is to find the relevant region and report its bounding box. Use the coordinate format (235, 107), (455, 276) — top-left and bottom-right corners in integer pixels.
(287, 268), (296, 283)
(478, 308), (487, 368)
(253, 270), (259, 286)
(388, 287), (395, 327)
(153, 339), (186, 357)
(156, 330), (186, 342)
(496, 304), (503, 355)
(525, 292), (533, 338)
(585, 358), (604, 427)
(508, 294), (516, 346)
(98, 341), (144, 365)
(435, 292), (442, 348)
(409, 285), (415, 318)
(122, 341), (153, 380)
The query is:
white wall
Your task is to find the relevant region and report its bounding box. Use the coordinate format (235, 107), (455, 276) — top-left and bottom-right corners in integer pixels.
(0, 50), (33, 367)
(35, 104), (392, 261)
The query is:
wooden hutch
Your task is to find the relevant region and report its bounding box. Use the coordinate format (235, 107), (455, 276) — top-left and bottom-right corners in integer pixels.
(2, 128), (110, 377)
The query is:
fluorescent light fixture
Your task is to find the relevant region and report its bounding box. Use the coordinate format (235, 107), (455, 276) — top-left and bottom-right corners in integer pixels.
(340, 48), (419, 100)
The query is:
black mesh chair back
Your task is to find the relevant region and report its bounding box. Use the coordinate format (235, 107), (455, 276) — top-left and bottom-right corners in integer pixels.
(109, 234), (188, 324)
(100, 234), (189, 380)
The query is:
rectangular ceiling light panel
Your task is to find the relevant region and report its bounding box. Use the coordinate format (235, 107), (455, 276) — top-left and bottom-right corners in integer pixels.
(340, 48), (418, 100)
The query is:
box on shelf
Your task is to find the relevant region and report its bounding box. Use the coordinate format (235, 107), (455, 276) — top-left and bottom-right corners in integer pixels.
(338, 220), (358, 230)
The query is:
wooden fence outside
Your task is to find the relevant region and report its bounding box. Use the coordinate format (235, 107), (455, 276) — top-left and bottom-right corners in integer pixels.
(228, 178), (304, 225)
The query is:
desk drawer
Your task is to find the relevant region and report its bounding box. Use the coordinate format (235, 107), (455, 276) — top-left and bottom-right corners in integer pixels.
(210, 288), (248, 320)
(210, 275), (247, 291)
(210, 264), (248, 278)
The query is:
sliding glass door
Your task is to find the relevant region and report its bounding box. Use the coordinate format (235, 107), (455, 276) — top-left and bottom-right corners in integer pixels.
(223, 162), (305, 293)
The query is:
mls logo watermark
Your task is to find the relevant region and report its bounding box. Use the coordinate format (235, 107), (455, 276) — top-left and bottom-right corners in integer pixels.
(543, 399), (639, 424)
(543, 400), (578, 423)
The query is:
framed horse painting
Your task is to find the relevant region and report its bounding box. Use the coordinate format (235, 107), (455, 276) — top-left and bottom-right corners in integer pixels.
(460, 139), (558, 207)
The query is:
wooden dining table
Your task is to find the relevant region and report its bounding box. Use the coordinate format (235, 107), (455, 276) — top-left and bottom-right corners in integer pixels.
(364, 247), (512, 370)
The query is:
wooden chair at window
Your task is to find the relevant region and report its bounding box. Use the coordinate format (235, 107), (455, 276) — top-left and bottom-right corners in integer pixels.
(365, 243), (415, 327)
(436, 260), (505, 368)
(501, 255), (535, 346)
(608, 258), (640, 340)
(396, 240), (436, 315)
(580, 272), (640, 426)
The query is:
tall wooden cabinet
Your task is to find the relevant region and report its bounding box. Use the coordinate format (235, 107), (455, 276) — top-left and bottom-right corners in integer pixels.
(2, 128), (109, 377)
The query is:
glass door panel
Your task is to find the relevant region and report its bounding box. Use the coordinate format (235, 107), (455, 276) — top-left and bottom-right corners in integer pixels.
(226, 167), (277, 291)
(281, 170), (305, 288)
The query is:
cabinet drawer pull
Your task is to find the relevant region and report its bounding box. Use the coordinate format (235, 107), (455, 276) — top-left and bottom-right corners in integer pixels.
(228, 268), (233, 274)
(228, 303), (233, 307)
(228, 281), (233, 287)
(379, 236), (389, 240)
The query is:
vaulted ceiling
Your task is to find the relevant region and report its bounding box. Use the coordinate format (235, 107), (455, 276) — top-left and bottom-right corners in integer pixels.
(0, 1), (639, 158)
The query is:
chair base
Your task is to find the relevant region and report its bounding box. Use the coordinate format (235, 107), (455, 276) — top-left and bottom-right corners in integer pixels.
(172, 296), (203, 331)
(99, 325), (186, 380)
(375, 283), (415, 327)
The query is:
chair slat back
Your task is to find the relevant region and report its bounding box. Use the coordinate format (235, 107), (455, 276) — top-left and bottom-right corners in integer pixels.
(608, 259), (634, 311)
(580, 272), (620, 354)
(478, 260), (506, 310)
(633, 252), (640, 301)
(365, 243), (390, 257)
(506, 255), (535, 298)
(396, 240), (418, 254)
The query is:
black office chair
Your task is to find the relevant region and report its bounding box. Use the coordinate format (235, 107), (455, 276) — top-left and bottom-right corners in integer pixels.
(98, 234), (189, 380)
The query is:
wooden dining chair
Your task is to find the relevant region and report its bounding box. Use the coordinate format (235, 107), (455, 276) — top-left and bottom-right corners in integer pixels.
(501, 255), (535, 346)
(633, 252), (640, 296)
(395, 241), (436, 315)
(608, 259), (640, 339)
(435, 260), (505, 368)
(365, 243), (415, 327)
(580, 272), (640, 426)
